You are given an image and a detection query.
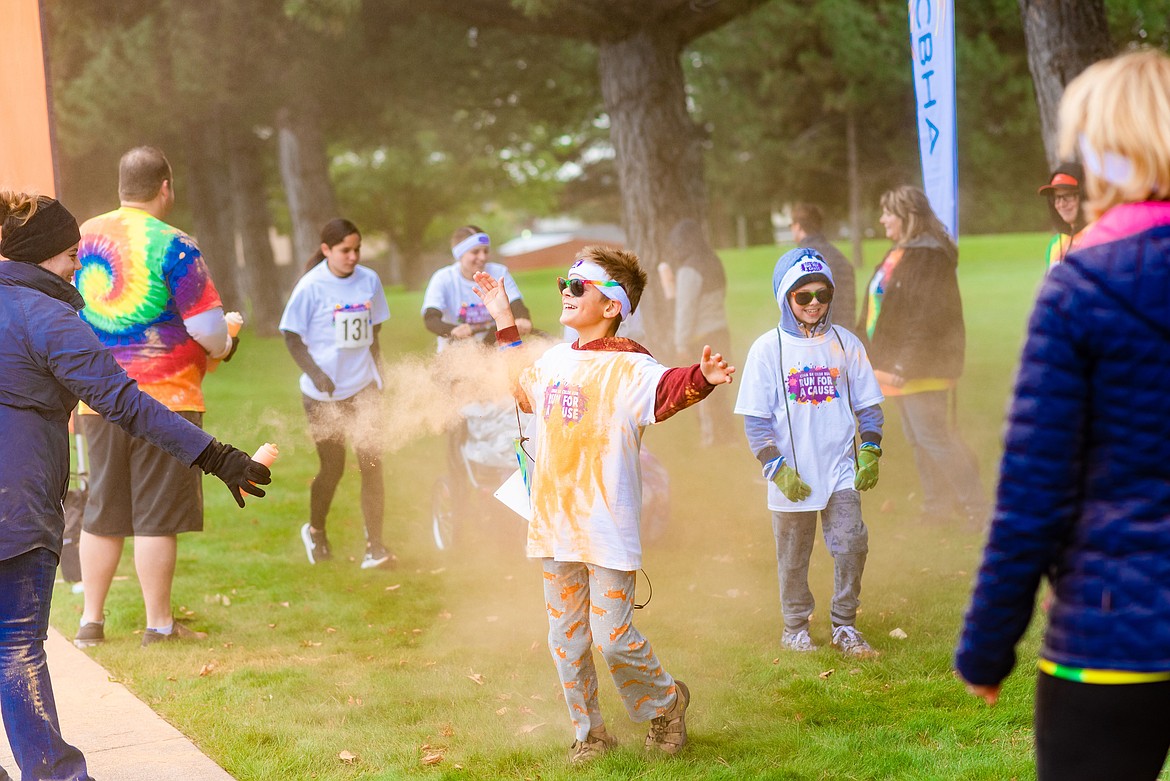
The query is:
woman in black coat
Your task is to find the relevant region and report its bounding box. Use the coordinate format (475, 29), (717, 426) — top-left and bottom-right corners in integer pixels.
(857, 185), (986, 526)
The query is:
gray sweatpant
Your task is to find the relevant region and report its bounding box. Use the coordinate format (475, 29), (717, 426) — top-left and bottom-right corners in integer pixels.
(772, 488), (868, 632)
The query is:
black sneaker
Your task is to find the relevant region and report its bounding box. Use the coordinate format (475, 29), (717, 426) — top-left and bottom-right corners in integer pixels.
(74, 622), (105, 649)
(301, 523), (331, 563)
(141, 622), (207, 648)
(360, 544), (397, 570)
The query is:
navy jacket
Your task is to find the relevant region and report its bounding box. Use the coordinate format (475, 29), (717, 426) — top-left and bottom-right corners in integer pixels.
(0, 261), (211, 562)
(956, 218), (1170, 685)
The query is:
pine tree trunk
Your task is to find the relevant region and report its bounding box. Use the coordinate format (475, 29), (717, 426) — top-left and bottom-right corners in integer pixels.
(186, 119), (243, 309)
(598, 28), (710, 350)
(228, 130), (285, 337)
(846, 109), (863, 269)
(276, 106), (338, 270)
(1018, 0), (1112, 168)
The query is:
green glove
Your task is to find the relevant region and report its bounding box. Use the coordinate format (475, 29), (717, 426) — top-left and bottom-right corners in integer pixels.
(854, 444), (881, 491)
(764, 456), (812, 502)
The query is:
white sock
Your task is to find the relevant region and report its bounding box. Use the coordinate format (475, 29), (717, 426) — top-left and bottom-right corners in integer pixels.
(147, 623), (174, 635)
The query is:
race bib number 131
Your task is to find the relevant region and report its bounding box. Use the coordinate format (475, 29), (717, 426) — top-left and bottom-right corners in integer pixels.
(333, 302), (373, 348)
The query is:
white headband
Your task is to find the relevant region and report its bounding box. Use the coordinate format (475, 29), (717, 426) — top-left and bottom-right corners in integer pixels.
(452, 232), (490, 261)
(568, 258), (633, 317)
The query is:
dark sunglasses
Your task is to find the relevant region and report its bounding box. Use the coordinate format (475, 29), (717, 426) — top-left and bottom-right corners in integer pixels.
(791, 288), (833, 306)
(557, 277), (622, 297)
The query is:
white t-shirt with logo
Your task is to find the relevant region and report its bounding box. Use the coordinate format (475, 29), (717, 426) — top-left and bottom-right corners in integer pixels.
(279, 261), (391, 401)
(420, 261), (523, 352)
(519, 343), (667, 571)
(735, 325), (883, 512)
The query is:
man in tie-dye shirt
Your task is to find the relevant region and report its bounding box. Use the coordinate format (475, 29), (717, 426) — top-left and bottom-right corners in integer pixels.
(73, 147), (237, 649)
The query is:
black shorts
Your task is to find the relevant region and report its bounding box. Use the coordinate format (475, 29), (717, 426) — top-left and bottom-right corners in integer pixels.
(81, 411), (204, 537)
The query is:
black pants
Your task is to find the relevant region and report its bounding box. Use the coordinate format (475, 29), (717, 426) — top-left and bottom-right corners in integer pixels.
(1035, 671), (1170, 780)
(301, 387), (385, 548)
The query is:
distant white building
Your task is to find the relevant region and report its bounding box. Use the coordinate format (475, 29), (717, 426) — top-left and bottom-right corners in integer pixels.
(498, 220), (625, 270)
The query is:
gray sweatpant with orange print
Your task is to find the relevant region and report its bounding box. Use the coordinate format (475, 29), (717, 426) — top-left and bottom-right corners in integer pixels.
(542, 559), (678, 741)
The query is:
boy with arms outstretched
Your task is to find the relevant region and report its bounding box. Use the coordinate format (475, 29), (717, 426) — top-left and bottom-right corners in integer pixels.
(473, 247), (734, 763)
(736, 248), (885, 657)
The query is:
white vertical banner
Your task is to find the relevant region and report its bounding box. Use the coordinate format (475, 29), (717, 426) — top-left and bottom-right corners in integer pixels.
(908, 0), (957, 238)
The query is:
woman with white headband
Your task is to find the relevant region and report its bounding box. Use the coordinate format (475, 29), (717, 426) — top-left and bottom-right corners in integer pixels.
(957, 49), (1170, 780)
(421, 225), (531, 351)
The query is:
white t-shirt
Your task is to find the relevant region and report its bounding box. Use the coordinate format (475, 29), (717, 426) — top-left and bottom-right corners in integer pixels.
(735, 325), (883, 512)
(420, 261), (522, 352)
(519, 343), (668, 571)
(279, 261), (391, 401)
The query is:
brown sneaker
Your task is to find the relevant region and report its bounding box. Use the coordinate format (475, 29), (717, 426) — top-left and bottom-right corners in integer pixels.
(73, 621), (105, 649)
(644, 680), (690, 755)
(141, 621), (208, 647)
(569, 725), (617, 764)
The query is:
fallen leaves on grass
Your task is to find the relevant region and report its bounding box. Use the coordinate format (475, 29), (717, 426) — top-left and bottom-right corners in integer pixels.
(385, 584), (402, 592)
(819, 669), (835, 679)
(889, 628), (909, 640)
(516, 723), (546, 735)
(338, 750), (357, 764)
(496, 707), (508, 716)
(419, 744), (444, 766)
(440, 724), (455, 737)
(300, 640), (322, 648)
(198, 662), (216, 677)
(467, 672), (485, 685)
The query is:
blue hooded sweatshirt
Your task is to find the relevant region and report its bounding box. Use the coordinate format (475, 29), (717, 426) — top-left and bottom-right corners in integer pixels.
(773, 247), (837, 338)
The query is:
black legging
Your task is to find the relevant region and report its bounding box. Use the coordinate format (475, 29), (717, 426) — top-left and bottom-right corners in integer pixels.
(302, 390), (385, 549)
(1035, 671), (1170, 780)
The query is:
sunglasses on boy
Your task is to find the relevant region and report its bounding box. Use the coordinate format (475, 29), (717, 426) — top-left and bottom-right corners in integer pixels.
(791, 288), (834, 306)
(557, 277), (623, 298)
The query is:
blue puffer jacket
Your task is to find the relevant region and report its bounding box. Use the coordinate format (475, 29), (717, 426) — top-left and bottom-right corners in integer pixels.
(956, 208), (1170, 685)
(0, 261), (211, 563)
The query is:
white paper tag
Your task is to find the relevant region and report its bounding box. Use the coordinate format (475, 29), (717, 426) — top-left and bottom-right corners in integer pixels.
(493, 468), (533, 522)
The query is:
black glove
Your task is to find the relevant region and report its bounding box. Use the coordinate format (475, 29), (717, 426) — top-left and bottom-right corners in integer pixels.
(194, 439), (271, 508)
(221, 336), (241, 363)
(307, 369), (336, 396)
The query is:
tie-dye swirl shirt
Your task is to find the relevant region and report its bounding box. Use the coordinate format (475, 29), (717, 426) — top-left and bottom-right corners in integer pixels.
(76, 207), (222, 411)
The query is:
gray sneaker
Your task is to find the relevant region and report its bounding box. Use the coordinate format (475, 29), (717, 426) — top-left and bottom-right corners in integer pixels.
(781, 628), (818, 652)
(831, 625), (878, 658)
(360, 544), (397, 570)
(74, 622), (105, 649)
(569, 726), (617, 764)
(301, 523), (331, 564)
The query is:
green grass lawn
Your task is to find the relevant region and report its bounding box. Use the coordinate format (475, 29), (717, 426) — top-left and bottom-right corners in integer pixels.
(52, 234), (1056, 780)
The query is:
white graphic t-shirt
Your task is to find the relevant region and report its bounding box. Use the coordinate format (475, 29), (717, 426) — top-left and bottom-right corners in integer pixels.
(279, 261), (391, 401)
(519, 344), (668, 571)
(735, 325), (883, 512)
(420, 261), (522, 352)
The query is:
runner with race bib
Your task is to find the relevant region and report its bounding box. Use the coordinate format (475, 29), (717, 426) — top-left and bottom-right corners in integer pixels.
(280, 218), (396, 570)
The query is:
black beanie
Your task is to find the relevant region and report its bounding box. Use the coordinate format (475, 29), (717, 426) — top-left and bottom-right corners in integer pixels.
(0, 198), (81, 264)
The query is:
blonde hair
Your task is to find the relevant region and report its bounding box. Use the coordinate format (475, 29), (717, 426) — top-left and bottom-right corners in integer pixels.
(879, 185), (955, 251)
(1058, 49), (1170, 219)
(0, 191), (44, 238)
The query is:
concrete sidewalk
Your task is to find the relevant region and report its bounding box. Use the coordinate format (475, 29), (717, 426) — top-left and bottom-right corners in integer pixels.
(0, 628), (236, 781)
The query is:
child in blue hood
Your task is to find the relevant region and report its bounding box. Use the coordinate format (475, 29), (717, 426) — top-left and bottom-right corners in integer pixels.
(736, 248), (885, 657)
